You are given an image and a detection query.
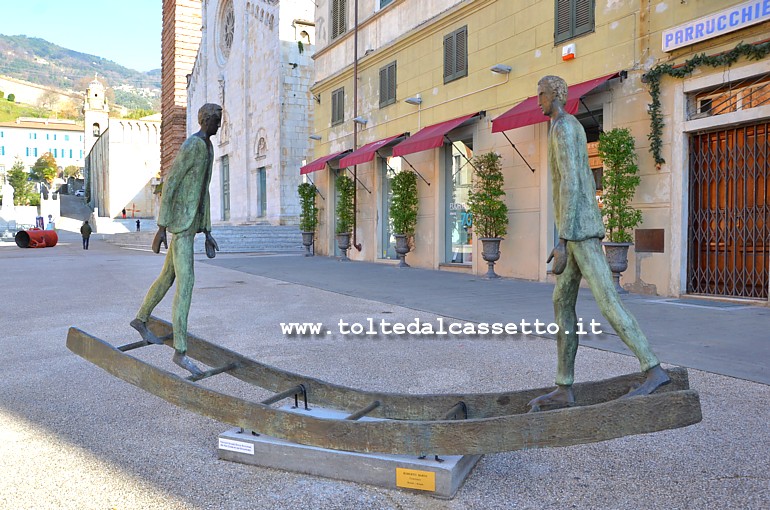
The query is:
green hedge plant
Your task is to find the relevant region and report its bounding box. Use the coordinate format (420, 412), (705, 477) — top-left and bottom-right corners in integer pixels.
(597, 128), (643, 243)
(468, 152), (508, 238)
(297, 182), (318, 233)
(335, 174), (355, 234)
(390, 171), (418, 238)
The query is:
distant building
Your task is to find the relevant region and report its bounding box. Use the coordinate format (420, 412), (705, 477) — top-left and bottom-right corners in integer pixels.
(186, 0), (315, 225)
(0, 117), (84, 180)
(83, 77), (161, 219)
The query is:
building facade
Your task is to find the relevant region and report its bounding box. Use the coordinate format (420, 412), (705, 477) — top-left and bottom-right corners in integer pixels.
(306, 0), (770, 303)
(186, 0), (316, 226)
(84, 79), (161, 219)
(0, 118), (84, 179)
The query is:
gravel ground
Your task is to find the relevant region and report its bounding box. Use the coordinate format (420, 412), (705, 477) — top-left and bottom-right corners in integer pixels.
(0, 234), (768, 509)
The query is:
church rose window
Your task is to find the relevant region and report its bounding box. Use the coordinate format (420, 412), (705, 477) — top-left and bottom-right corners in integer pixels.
(219, 0), (235, 62)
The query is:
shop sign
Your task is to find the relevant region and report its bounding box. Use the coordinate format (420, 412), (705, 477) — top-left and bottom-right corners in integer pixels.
(662, 0), (770, 52)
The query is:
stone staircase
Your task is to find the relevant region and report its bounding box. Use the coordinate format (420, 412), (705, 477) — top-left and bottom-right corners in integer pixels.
(105, 224), (305, 254)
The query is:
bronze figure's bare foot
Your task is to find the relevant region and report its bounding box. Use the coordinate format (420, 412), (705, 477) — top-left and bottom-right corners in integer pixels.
(173, 351), (204, 377)
(623, 365), (671, 398)
(528, 385), (575, 412)
(130, 319), (164, 345)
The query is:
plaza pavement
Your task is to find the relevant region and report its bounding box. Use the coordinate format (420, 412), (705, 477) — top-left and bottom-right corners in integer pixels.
(0, 229), (768, 509)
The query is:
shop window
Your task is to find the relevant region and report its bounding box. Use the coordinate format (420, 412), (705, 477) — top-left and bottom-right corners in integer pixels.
(379, 61), (397, 108)
(443, 26), (468, 84)
(555, 0), (594, 44)
(331, 87), (345, 126)
(445, 140), (474, 264)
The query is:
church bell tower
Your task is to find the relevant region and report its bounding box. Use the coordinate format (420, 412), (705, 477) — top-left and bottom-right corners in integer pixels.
(83, 75), (110, 156)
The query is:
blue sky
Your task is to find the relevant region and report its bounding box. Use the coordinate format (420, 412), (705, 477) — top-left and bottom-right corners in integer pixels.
(0, 0), (161, 72)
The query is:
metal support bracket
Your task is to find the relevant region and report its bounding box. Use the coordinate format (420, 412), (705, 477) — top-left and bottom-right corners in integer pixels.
(345, 167), (371, 194)
(399, 156), (431, 186)
(501, 132), (535, 173)
(307, 175), (325, 201)
(445, 136), (478, 173)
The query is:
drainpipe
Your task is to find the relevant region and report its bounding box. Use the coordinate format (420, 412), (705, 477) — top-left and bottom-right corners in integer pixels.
(352, 0), (362, 251)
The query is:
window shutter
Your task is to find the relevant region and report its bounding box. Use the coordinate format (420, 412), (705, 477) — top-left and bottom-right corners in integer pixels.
(574, 0), (594, 37)
(332, 0), (347, 40)
(380, 62), (397, 107)
(331, 0), (337, 39)
(555, 0), (572, 43)
(340, 0), (347, 36)
(443, 33), (455, 82)
(332, 88), (344, 125)
(455, 27), (468, 79)
(379, 67), (388, 107)
(338, 89), (345, 124)
(388, 62), (396, 103)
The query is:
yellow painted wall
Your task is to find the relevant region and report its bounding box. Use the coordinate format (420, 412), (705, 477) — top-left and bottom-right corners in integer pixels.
(310, 0), (770, 299)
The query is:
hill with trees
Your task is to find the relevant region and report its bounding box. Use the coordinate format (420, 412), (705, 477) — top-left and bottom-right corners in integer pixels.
(0, 34), (160, 112)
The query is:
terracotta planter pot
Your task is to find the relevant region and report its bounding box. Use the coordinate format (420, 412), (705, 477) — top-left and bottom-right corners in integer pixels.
(603, 242), (631, 294)
(480, 237), (502, 279)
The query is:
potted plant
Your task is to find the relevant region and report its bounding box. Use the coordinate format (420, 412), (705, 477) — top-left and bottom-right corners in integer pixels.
(467, 152), (508, 279)
(389, 170), (419, 268)
(597, 128), (643, 293)
(297, 182), (318, 256)
(335, 174), (355, 260)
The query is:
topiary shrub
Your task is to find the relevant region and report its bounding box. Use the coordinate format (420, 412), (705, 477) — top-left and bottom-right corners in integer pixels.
(297, 182), (318, 233)
(335, 174), (355, 234)
(468, 152), (508, 238)
(597, 128), (643, 243)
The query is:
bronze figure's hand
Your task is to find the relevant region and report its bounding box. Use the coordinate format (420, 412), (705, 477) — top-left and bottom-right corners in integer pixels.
(547, 239), (567, 275)
(205, 232), (219, 259)
(151, 227), (168, 254)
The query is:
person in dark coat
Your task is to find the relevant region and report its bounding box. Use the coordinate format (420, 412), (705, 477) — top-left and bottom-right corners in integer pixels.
(80, 221), (92, 250)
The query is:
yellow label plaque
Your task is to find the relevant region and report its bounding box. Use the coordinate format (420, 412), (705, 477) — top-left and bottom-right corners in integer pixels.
(395, 468), (436, 492)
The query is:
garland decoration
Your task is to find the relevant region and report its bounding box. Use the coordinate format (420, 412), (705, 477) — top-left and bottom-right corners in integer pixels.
(645, 41), (770, 167)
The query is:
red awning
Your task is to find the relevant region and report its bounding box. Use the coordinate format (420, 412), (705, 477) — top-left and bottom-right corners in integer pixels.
(491, 73), (618, 133)
(392, 112), (482, 158)
(300, 150), (351, 175)
(338, 133), (408, 168)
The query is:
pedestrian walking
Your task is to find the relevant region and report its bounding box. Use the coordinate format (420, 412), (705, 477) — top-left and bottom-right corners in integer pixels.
(122, 208), (127, 219)
(80, 220), (92, 250)
(136, 219), (141, 232)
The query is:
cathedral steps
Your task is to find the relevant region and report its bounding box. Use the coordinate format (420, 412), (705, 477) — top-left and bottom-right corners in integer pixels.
(105, 224), (304, 254)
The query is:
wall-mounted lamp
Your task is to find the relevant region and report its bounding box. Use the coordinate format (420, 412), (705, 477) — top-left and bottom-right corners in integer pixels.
(490, 64), (512, 74)
(404, 95), (422, 105)
(352, 116), (368, 125)
(308, 134), (322, 140)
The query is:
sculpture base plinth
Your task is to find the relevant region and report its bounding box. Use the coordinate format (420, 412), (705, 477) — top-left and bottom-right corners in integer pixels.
(217, 405), (482, 499)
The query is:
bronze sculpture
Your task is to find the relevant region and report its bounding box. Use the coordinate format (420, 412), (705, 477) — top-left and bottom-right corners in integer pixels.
(130, 103), (222, 376)
(529, 76), (670, 411)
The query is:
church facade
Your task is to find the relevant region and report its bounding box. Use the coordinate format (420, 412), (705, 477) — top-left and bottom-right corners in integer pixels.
(186, 0), (315, 226)
(84, 78), (161, 220)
